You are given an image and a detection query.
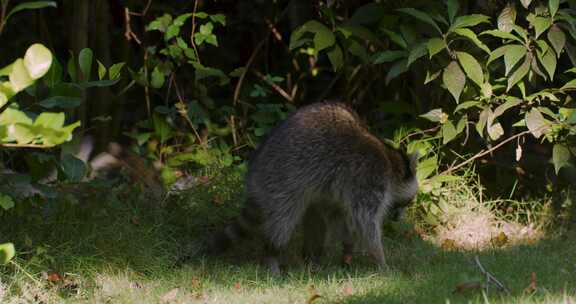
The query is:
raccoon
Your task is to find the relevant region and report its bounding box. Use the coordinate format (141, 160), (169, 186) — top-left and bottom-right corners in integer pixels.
(211, 102), (418, 273)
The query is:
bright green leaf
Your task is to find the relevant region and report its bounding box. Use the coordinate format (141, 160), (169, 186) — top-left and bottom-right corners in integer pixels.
(97, 60), (106, 80)
(504, 45), (527, 76)
(24, 44), (52, 80)
(443, 60), (466, 102)
(532, 16), (552, 39)
(382, 29), (407, 49)
(420, 108), (446, 122)
(0, 242), (15, 265)
(209, 14), (226, 26)
(34, 112), (65, 129)
(454, 100), (482, 113)
(452, 28), (491, 54)
(481, 29), (523, 43)
(450, 14), (490, 30)
(427, 38), (445, 58)
(494, 97), (522, 117)
(9, 59), (34, 92)
(549, 0), (560, 17)
(109, 62), (125, 80)
(456, 51), (484, 86)
(442, 120), (458, 144)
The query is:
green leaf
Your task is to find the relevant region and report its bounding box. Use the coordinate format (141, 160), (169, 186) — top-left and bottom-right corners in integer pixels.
(38, 96), (82, 109)
(424, 69), (442, 84)
(442, 120), (458, 144)
(34, 112), (65, 129)
(525, 108), (547, 138)
(5, 1), (56, 20)
(427, 38), (445, 58)
(407, 42), (428, 66)
(109, 62), (125, 80)
(80, 79), (120, 88)
(531, 16), (552, 39)
(385, 59), (408, 84)
(372, 50), (406, 64)
(350, 3), (385, 25)
(165, 24), (181, 41)
(173, 13), (192, 26)
(443, 60), (466, 102)
(146, 14), (172, 32)
(382, 29), (407, 49)
(507, 56), (530, 91)
(540, 48), (557, 80)
(9, 59), (34, 92)
(420, 108), (447, 122)
(67, 56), (77, 82)
(151, 66), (165, 89)
(450, 14), (490, 31)
(289, 21), (335, 54)
(454, 100), (482, 113)
(487, 45), (509, 65)
(0, 108), (33, 125)
(97, 60), (106, 80)
(12, 124), (34, 144)
(549, 0), (560, 17)
(209, 14), (226, 26)
(447, 0), (459, 24)
(0, 243), (15, 265)
(0, 194), (14, 210)
(397, 8), (442, 35)
(480, 29), (523, 43)
(153, 113), (173, 144)
(456, 51), (484, 86)
(327, 45), (343, 71)
(548, 25), (566, 57)
(0, 92), (6, 108)
(24, 44), (52, 80)
(78, 48), (93, 80)
(476, 107), (490, 136)
(60, 153), (87, 182)
(452, 28), (491, 54)
(493, 97), (522, 117)
(553, 144), (572, 174)
(504, 45), (527, 75)
(497, 3), (516, 33)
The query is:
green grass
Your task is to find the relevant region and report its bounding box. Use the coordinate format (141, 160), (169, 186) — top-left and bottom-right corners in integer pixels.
(0, 170), (575, 303)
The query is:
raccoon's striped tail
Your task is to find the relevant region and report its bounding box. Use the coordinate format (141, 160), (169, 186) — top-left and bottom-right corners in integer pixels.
(206, 205), (263, 254)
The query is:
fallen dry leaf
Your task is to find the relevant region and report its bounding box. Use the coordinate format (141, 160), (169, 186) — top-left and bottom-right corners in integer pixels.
(341, 283), (354, 296)
(46, 271), (61, 283)
(491, 231), (508, 247)
(233, 281), (241, 291)
(212, 195), (225, 206)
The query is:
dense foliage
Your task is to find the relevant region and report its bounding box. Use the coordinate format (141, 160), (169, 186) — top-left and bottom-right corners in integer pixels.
(0, 0), (574, 265)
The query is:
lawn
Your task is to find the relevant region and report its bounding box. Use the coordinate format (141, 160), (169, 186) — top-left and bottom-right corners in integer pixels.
(0, 170), (574, 303)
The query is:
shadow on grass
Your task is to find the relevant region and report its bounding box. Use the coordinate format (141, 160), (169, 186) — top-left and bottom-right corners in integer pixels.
(1, 179), (575, 303)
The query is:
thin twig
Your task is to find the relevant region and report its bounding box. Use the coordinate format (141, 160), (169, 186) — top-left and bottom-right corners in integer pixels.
(474, 255), (511, 295)
(253, 70), (294, 103)
(190, 0), (201, 64)
(171, 76), (205, 149)
(0, 143), (54, 149)
(439, 129), (534, 176)
(233, 38), (267, 104)
(124, 8), (142, 44)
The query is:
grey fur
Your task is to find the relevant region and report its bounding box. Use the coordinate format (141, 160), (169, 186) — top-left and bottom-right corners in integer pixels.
(214, 102), (418, 273)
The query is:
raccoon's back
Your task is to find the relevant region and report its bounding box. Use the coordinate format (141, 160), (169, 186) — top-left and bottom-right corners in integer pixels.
(247, 103), (392, 194)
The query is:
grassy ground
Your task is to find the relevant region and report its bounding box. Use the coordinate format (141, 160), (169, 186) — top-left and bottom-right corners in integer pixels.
(0, 170), (575, 303)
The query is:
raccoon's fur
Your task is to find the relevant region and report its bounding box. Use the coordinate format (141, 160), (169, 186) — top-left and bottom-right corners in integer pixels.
(211, 102), (418, 273)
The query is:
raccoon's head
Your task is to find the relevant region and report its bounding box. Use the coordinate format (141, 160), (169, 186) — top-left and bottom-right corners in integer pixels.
(389, 151), (419, 221)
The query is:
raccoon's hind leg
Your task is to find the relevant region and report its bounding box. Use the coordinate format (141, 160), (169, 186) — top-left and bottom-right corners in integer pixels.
(261, 198), (308, 274)
(302, 204), (328, 265)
